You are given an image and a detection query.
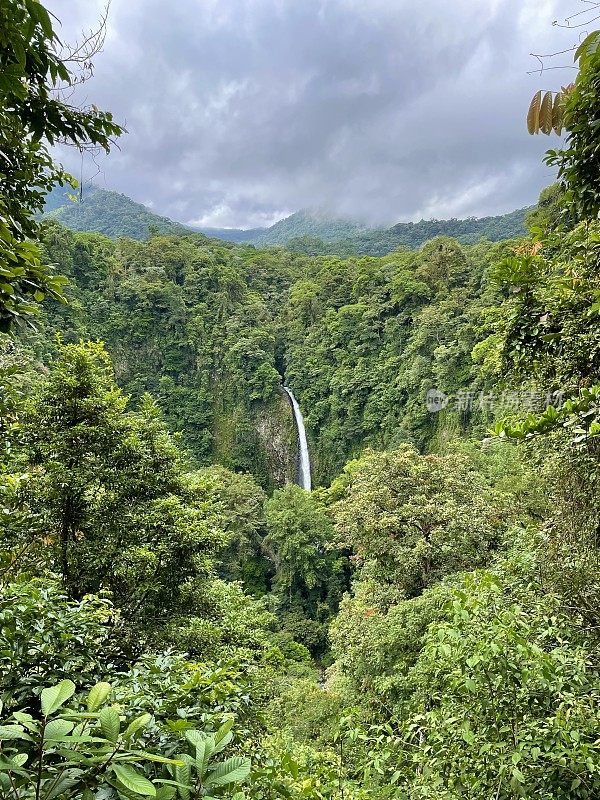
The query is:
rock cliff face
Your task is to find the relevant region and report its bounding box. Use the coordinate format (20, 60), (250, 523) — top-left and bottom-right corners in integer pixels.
(211, 388), (299, 492)
(254, 391), (298, 489)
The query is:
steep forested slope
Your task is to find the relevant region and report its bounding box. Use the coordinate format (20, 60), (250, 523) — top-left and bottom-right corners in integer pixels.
(31, 224), (300, 488)
(44, 184), (192, 239)
(287, 206), (530, 256)
(28, 221), (518, 486)
(248, 209), (369, 245)
(45, 183), (529, 253)
(283, 236), (513, 479)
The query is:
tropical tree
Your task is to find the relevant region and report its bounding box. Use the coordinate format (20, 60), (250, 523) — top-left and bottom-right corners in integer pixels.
(263, 484), (347, 654)
(0, 0), (123, 330)
(18, 341), (223, 626)
(331, 446), (507, 595)
(405, 572), (600, 799)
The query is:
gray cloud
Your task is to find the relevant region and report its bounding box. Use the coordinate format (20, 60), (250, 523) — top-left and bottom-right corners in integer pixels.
(47, 0), (572, 227)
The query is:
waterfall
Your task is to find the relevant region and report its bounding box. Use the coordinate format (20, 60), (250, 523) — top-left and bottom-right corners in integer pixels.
(283, 386), (312, 491)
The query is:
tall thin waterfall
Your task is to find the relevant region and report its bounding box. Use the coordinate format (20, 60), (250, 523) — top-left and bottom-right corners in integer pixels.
(283, 386), (312, 491)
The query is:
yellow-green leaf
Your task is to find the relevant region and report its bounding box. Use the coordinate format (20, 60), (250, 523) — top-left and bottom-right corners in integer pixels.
(87, 682), (112, 713)
(527, 90), (542, 135)
(41, 681), (75, 717)
(99, 706), (120, 743)
(112, 764), (156, 797)
(552, 93), (564, 135)
(540, 91), (553, 135)
(124, 713), (152, 738)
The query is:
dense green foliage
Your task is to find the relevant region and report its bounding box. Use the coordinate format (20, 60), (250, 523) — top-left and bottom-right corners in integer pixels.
(3, 2), (600, 798)
(287, 207), (529, 257)
(45, 185), (192, 240)
(492, 30), (600, 445)
(263, 485), (347, 655)
(45, 188), (529, 255)
(209, 208), (528, 253)
(547, 31), (600, 221)
(283, 236), (513, 480)
(9, 185), (599, 799)
(0, 0), (122, 331)
(19, 342), (224, 627)
(26, 223), (518, 485)
(29, 223), (296, 485)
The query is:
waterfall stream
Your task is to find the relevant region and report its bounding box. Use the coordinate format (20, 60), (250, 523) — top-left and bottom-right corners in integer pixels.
(283, 386), (312, 491)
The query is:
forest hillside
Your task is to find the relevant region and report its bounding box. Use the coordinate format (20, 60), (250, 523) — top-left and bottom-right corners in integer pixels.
(1, 2), (600, 800)
(44, 184), (529, 253)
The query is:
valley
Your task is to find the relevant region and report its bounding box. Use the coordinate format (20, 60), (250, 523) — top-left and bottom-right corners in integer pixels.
(1, 2), (600, 799)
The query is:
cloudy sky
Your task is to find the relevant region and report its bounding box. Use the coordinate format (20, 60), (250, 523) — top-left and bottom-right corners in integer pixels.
(46, 0), (576, 229)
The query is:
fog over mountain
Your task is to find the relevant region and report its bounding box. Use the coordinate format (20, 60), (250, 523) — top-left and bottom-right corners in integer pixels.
(43, 184), (530, 253)
(47, 0), (567, 228)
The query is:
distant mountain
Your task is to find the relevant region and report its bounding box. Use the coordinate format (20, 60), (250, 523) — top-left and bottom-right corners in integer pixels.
(291, 206), (531, 257)
(43, 185), (191, 239)
(197, 226), (263, 243)
(198, 207), (529, 253)
(194, 209), (368, 245)
(254, 210), (369, 245)
(386, 207), (530, 248)
(43, 184), (531, 253)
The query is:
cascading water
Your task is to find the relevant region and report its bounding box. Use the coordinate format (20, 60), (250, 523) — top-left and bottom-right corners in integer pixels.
(283, 386), (312, 491)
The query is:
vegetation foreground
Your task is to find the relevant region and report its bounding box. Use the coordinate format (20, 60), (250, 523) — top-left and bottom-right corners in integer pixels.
(1, 1), (600, 799)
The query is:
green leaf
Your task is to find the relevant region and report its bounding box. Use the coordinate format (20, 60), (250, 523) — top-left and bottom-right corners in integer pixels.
(45, 768), (83, 800)
(512, 767), (525, 783)
(174, 757), (191, 800)
(124, 713), (152, 738)
(156, 789), (177, 800)
(184, 729), (204, 747)
(87, 682), (112, 712)
(205, 756), (251, 787)
(41, 680), (76, 716)
(12, 713), (37, 733)
(0, 725), (31, 741)
(112, 764), (156, 797)
(44, 718), (75, 741)
(195, 739), (207, 776)
(213, 730), (233, 755)
(575, 30), (600, 63)
(0, 755), (28, 776)
(214, 718), (234, 744)
(127, 752), (184, 766)
(99, 706), (120, 743)
(27, 0), (55, 38)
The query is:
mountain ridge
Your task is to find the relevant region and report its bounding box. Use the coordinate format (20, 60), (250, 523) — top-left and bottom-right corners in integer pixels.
(43, 184), (192, 239)
(43, 184), (531, 253)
